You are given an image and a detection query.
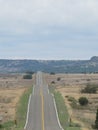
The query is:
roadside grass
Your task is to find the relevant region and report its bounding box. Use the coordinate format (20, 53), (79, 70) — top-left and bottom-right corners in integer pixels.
(1, 86), (32, 130)
(66, 127), (81, 130)
(14, 86), (32, 130)
(54, 91), (69, 129)
(49, 86), (81, 130)
(0, 121), (14, 130)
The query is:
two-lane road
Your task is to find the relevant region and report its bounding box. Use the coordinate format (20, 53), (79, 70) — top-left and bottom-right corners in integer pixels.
(25, 72), (62, 130)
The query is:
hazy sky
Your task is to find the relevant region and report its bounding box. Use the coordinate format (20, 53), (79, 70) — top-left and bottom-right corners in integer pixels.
(0, 0), (98, 60)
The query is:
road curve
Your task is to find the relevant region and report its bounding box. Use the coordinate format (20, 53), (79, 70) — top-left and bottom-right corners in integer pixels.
(24, 72), (63, 130)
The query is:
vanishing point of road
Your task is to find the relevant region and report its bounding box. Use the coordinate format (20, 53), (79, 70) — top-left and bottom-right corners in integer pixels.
(24, 72), (63, 130)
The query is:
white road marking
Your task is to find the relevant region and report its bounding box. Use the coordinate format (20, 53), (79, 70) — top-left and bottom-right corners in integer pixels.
(47, 84), (49, 94)
(52, 95), (64, 130)
(24, 94), (32, 130)
(33, 85), (35, 95)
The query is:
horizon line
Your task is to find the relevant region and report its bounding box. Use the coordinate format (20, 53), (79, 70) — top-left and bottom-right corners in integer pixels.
(0, 57), (95, 61)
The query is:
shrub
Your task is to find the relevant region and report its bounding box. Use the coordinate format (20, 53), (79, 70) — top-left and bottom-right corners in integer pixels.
(95, 109), (98, 129)
(51, 81), (55, 84)
(68, 97), (78, 108)
(0, 125), (2, 128)
(68, 96), (77, 103)
(50, 72), (55, 75)
(23, 74), (32, 79)
(57, 77), (61, 81)
(79, 97), (88, 106)
(81, 84), (98, 94)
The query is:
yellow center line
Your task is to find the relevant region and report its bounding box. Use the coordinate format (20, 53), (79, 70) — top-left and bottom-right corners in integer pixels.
(40, 90), (45, 130)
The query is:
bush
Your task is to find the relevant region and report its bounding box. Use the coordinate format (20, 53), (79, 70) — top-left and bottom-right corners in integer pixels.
(50, 72), (55, 75)
(79, 97), (88, 106)
(68, 97), (78, 108)
(95, 109), (98, 129)
(57, 77), (61, 81)
(81, 84), (98, 94)
(68, 96), (77, 103)
(0, 124), (2, 128)
(51, 81), (55, 84)
(23, 74), (32, 79)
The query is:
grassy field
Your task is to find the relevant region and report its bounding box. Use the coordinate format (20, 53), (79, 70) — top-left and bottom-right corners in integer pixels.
(50, 87), (81, 130)
(0, 86), (32, 130)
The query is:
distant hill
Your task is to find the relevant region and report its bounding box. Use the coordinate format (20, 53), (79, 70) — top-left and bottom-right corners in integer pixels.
(90, 56), (98, 62)
(0, 56), (98, 73)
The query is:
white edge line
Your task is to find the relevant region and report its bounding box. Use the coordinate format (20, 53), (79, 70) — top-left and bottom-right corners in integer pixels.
(52, 94), (64, 130)
(48, 86), (63, 130)
(47, 84), (49, 94)
(24, 94), (32, 129)
(24, 85), (34, 129)
(33, 85), (35, 95)
(24, 94), (32, 130)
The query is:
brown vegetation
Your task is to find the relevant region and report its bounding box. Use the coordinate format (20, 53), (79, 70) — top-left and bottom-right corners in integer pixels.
(45, 73), (98, 130)
(0, 74), (33, 123)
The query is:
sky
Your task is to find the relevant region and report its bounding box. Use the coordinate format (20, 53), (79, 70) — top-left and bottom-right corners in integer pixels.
(0, 0), (98, 60)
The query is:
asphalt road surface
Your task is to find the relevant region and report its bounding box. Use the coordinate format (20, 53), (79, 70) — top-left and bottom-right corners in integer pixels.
(25, 72), (62, 130)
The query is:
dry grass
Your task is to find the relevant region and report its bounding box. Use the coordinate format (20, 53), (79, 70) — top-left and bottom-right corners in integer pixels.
(45, 73), (98, 130)
(0, 74), (33, 123)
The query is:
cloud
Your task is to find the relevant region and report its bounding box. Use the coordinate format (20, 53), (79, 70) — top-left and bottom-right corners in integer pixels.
(0, 0), (98, 59)
(0, 0), (98, 29)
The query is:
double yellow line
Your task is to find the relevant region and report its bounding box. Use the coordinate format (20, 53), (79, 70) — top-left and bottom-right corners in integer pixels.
(40, 90), (45, 130)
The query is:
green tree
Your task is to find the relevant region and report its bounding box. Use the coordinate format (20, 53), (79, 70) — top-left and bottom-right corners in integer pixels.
(81, 84), (97, 94)
(23, 74), (32, 79)
(95, 109), (98, 129)
(79, 97), (88, 106)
